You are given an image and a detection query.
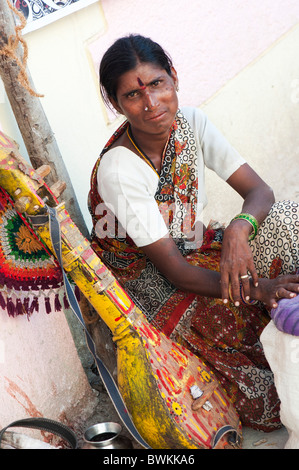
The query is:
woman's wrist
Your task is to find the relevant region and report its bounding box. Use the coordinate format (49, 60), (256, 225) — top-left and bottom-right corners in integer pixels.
(230, 213), (259, 240)
(228, 218), (253, 240)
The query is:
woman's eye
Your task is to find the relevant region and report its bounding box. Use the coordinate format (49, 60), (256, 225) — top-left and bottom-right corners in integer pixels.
(152, 80), (161, 87)
(127, 91), (138, 98)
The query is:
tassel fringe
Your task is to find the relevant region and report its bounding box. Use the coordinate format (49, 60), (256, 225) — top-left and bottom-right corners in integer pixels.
(54, 293), (62, 312)
(0, 291), (6, 309)
(16, 298), (23, 316)
(7, 297), (15, 317)
(0, 286), (78, 318)
(63, 294), (70, 310)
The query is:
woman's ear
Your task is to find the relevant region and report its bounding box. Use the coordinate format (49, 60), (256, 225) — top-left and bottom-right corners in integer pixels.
(170, 67), (179, 91)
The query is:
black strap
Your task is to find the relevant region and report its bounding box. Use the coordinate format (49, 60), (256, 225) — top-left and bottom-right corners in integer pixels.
(47, 205), (151, 449)
(212, 425), (241, 448)
(0, 417), (78, 449)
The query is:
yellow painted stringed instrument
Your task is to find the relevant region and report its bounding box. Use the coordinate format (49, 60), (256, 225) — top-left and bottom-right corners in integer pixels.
(0, 131), (242, 449)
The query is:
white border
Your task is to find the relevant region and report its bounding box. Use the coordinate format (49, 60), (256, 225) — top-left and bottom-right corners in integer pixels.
(17, 0), (99, 34)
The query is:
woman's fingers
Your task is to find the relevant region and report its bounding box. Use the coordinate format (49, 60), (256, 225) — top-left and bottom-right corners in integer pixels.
(261, 275), (299, 309)
(221, 264), (248, 305)
(220, 232), (259, 305)
(220, 270), (230, 304)
(223, 269), (299, 309)
(270, 288), (297, 309)
(230, 276), (242, 306)
(221, 262), (258, 306)
(240, 260), (259, 301)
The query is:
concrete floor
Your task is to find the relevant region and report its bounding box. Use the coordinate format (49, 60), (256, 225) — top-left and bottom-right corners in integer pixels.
(87, 382), (291, 450)
(242, 426), (289, 449)
(84, 392), (290, 450)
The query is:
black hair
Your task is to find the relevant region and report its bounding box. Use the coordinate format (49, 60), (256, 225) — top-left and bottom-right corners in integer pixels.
(99, 34), (173, 108)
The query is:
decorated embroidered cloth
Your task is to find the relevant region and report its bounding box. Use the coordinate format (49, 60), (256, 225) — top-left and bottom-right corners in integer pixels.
(0, 186), (66, 317)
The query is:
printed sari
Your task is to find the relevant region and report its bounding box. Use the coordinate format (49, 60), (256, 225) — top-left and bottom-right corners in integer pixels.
(89, 110), (298, 431)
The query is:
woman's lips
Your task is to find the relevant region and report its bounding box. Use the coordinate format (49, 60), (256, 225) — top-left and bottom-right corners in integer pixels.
(146, 111), (166, 121)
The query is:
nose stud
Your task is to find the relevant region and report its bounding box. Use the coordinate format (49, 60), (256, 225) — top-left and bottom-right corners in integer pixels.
(145, 106), (149, 111)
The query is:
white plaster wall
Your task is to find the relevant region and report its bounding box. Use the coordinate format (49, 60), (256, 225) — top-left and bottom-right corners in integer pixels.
(202, 24), (299, 224)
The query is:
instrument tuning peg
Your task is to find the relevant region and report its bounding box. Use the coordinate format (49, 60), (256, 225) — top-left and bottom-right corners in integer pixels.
(35, 165), (51, 179)
(14, 196), (32, 213)
(50, 181), (66, 198)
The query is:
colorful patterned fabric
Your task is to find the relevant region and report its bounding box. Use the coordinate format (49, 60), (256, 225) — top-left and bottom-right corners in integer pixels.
(0, 186), (67, 317)
(89, 110), (298, 431)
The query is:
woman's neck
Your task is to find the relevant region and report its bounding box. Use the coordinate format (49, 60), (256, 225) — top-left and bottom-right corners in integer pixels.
(129, 126), (171, 162)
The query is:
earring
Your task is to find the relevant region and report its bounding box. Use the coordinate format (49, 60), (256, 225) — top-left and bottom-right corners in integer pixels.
(145, 106), (149, 111)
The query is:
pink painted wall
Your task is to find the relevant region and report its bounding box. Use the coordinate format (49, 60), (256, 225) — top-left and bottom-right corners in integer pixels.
(89, 0), (299, 106)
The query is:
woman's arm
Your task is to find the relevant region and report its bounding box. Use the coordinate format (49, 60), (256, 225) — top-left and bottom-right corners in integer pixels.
(142, 162), (299, 309)
(141, 231), (299, 309)
(220, 163), (275, 303)
(142, 234), (222, 297)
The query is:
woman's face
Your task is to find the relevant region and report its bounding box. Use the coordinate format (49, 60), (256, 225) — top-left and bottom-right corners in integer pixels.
(110, 61), (179, 138)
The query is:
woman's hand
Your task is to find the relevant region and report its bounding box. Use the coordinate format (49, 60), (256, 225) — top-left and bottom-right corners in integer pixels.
(222, 162), (275, 305)
(220, 220), (259, 305)
(252, 273), (299, 309)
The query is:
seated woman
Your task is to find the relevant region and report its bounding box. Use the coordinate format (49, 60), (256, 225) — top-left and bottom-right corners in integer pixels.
(88, 34), (299, 432)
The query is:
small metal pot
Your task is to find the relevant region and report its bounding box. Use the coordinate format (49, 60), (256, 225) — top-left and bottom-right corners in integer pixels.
(82, 422), (133, 449)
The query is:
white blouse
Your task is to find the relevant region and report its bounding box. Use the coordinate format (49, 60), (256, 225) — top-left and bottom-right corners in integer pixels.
(97, 107), (246, 247)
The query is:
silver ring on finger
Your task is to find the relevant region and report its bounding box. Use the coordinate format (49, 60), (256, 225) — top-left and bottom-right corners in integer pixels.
(240, 274), (249, 280)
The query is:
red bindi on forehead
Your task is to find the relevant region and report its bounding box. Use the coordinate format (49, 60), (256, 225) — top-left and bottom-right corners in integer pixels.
(137, 77), (146, 90)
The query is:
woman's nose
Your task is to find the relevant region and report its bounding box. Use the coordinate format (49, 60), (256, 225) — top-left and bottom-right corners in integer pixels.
(143, 90), (158, 110)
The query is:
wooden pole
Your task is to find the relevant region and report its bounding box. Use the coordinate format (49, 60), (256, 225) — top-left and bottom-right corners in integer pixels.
(0, 0), (89, 238)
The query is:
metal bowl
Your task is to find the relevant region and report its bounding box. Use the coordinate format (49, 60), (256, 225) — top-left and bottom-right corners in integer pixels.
(83, 422), (132, 449)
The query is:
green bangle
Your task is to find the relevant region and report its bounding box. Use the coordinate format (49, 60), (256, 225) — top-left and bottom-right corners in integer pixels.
(230, 213), (259, 240)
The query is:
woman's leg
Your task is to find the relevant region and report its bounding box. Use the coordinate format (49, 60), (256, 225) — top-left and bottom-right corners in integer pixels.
(250, 200), (299, 277)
